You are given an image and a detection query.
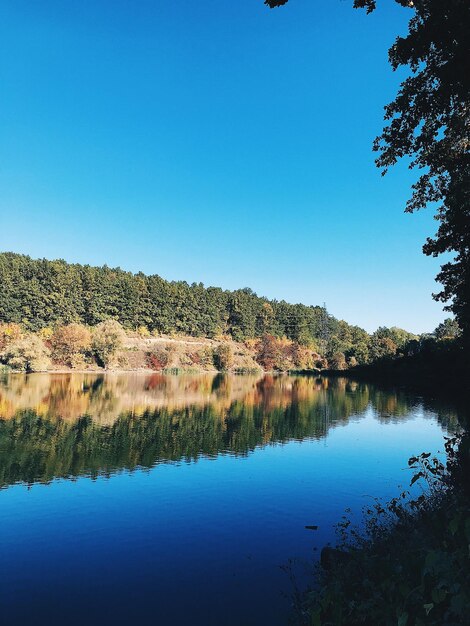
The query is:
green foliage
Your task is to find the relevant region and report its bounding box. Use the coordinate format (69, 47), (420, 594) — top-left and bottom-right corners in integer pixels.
(372, 1), (470, 343)
(350, 341), (370, 364)
(4, 253), (462, 376)
(0, 253), (374, 364)
(91, 319), (126, 368)
(381, 326), (419, 350)
(0, 253), (462, 373)
(434, 318), (461, 340)
(369, 335), (398, 361)
(356, 0), (470, 343)
(1, 334), (51, 372)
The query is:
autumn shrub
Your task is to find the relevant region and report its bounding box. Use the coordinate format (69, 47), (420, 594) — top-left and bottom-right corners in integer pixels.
(187, 347), (214, 369)
(198, 346), (215, 369)
(38, 327), (54, 343)
(147, 347), (170, 370)
(244, 338), (259, 351)
(213, 343), (234, 371)
(290, 344), (319, 370)
(137, 325), (150, 338)
(188, 351), (201, 366)
(116, 353), (129, 369)
(1, 334), (51, 372)
(0, 323), (22, 350)
(51, 323), (91, 367)
(92, 319), (126, 368)
(329, 352), (347, 370)
(254, 334), (296, 371)
(178, 349), (194, 367)
(254, 334), (282, 370)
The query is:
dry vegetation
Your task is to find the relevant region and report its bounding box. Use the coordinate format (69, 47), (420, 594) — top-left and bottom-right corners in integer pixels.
(0, 321), (325, 374)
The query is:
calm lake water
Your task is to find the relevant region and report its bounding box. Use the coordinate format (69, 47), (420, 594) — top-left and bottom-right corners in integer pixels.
(0, 373), (457, 625)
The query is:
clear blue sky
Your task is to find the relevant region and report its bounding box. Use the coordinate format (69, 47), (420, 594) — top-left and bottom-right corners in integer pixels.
(0, 0), (447, 334)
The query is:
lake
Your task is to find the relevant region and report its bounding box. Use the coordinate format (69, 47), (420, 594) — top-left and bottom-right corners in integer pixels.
(0, 373), (457, 625)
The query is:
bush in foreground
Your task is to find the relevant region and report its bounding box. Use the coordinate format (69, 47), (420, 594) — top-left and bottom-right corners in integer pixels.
(301, 436), (470, 625)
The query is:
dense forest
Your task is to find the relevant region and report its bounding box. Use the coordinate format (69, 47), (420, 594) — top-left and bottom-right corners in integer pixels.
(0, 251), (356, 345)
(1, 251), (453, 371)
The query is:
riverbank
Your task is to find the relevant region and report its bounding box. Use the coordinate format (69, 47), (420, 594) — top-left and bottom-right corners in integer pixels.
(325, 338), (469, 396)
(0, 322), (325, 374)
(300, 429), (470, 625)
(301, 438), (470, 625)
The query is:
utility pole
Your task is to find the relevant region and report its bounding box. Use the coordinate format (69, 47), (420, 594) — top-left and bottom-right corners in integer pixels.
(319, 302), (330, 357)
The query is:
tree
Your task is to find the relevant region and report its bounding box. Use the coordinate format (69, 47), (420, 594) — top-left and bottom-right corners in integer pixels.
(50, 323), (91, 367)
(1, 334), (50, 372)
(329, 352), (347, 370)
(348, 341), (370, 365)
(373, 326), (418, 351)
(266, 1), (470, 346)
(255, 302), (276, 336)
(227, 289), (258, 341)
(434, 317), (461, 340)
(369, 334), (398, 361)
(255, 334), (283, 370)
(213, 343), (234, 371)
(370, 1), (470, 344)
(91, 319), (126, 368)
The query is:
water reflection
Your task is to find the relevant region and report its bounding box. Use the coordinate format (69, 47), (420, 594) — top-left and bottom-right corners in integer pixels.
(0, 373), (457, 488)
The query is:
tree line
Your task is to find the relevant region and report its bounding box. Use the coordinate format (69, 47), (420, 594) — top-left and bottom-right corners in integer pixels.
(0, 252), (460, 371)
(0, 376), (442, 488)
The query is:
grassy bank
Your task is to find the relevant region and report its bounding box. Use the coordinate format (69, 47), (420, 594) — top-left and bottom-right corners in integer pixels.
(299, 433), (470, 625)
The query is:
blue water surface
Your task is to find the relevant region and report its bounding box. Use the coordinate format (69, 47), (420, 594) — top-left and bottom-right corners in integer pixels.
(0, 374), (454, 625)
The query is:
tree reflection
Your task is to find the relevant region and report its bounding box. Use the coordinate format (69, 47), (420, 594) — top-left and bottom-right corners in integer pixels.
(0, 373), (457, 488)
